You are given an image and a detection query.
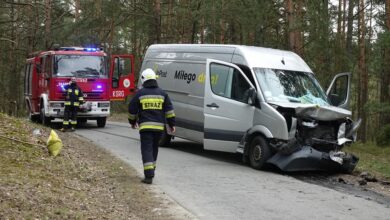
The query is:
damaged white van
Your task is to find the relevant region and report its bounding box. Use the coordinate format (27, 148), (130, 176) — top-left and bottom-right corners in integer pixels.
(139, 44), (361, 173)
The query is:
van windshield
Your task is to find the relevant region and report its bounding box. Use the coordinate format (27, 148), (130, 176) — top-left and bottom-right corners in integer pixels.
(254, 68), (329, 105)
(53, 55), (108, 78)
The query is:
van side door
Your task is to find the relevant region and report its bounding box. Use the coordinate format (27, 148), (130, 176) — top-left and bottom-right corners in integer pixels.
(204, 59), (256, 153)
(109, 55), (135, 101)
(326, 72), (351, 109)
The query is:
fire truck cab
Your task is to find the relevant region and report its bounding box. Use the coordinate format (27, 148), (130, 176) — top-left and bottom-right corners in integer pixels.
(24, 46), (135, 128)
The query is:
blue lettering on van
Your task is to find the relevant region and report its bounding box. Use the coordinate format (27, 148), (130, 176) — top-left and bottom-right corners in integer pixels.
(174, 70), (196, 84)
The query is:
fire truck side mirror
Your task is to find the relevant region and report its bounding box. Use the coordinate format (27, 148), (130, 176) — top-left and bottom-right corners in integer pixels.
(35, 57), (42, 73)
(36, 64), (42, 73)
(44, 73), (50, 80)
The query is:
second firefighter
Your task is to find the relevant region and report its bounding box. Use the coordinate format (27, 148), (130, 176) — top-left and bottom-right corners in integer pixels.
(61, 77), (84, 132)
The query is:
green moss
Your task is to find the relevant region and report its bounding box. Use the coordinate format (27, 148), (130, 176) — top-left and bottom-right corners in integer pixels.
(346, 142), (390, 179)
(376, 124), (390, 147)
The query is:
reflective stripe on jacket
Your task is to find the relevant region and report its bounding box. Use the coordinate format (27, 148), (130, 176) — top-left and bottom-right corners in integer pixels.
(64, 83), (84, 106)
(128, 80), (175, 132)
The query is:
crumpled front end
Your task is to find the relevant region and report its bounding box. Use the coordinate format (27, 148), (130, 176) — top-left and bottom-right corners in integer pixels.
(266, 103), (361, 173)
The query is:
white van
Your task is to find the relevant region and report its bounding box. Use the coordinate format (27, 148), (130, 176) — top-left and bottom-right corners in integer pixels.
(139, 44), (360, 173)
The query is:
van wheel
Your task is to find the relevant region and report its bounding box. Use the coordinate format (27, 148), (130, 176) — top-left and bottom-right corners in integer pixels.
(97, 117), (106, 128)
(159, 132), (172, 147)
(248, 136), (271, 170)
(40, 107), (51, 126)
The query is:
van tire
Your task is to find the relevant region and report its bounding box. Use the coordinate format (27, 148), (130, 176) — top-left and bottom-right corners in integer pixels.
(248, 136), (271, 170)
(97, 117), (106, 128)
(159, 132), (172, 147)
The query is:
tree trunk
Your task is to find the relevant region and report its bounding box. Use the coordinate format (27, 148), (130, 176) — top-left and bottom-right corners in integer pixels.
(295, 0), (304, 56)
(191, 1), (203, 43)
(381, 0), (390, 125)
(74, 0), (80, 39)
(27, 0), (35, 55)
(286, 0), (304, 56)
(346, 0), (355, 55)
(337, 0), (342, 35)
(200, 16), (205, 44)
(286, 0), (295, 51)
(167, 0), (173, 42)
(154, 0), (161, 43)
(75, 0), (80, 20)
(131, 0), (137, 51)
(336, 0), (344, 72)
(342, 0), (347, 39)
(44, 0), (52, 49)
(357, 0), (367, 142)
(108, 19), (115, 56)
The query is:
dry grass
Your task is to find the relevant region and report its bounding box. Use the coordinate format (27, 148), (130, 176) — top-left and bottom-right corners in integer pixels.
(0, 113), (190, 219)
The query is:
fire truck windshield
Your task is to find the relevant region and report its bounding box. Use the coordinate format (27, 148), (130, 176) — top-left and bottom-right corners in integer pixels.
(54, 55), (107, 78)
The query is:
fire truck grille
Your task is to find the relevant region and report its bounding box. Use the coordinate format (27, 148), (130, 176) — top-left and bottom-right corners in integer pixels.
(61, 92), (104, 100)
(83, 92), (104, 100)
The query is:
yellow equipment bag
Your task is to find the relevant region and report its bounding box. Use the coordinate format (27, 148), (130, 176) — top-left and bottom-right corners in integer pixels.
(47, 129), (63, 156)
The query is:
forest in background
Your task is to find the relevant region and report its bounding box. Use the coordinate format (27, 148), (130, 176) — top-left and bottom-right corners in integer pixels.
(0, 0), (389, 144)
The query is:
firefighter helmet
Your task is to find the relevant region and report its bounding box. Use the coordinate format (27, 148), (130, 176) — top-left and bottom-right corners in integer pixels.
(140, 68), (157, 84)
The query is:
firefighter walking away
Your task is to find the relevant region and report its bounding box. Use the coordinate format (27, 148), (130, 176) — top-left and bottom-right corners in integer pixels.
(128, 68), (176, 184)
(61, 77), (84, 132)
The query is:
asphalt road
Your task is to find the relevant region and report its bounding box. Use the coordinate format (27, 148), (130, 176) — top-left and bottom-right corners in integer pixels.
(75, 121), (390, 220)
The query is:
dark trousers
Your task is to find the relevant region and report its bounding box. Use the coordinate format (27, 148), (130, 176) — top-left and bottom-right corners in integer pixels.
(140, 131), (162, 178)
(63, 105), (78, 128)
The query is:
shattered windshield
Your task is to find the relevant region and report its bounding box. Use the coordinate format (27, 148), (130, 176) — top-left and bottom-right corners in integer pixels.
(54, 55), (108, 78)
(254, 68), (329, 105)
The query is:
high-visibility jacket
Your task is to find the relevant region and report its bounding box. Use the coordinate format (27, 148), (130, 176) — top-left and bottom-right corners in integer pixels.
(64, 83), (84, 107)
(128, 80), (175, 132)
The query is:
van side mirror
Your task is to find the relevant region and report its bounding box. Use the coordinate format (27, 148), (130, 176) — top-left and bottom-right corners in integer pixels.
(247, 88), (257, 106)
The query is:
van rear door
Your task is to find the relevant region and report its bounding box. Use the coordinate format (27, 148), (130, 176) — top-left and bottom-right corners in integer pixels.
(109, 55), (135, 101)
(204, 59), (256, 153)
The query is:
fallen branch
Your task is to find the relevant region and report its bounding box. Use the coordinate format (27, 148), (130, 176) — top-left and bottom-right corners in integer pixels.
(64, 185), (81, 191)
(0, 134), (45, 148)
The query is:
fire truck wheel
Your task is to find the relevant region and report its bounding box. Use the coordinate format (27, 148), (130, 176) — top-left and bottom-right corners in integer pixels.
(77, 118), (87, 125)
(97, 117), (106, 128)
(248, 136), (271, 170)
(28, 110), (40, 123)
(40, 107), (51, 126)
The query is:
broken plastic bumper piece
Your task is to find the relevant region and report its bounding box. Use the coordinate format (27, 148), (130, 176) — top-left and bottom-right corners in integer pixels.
(267, 146), (359, 173)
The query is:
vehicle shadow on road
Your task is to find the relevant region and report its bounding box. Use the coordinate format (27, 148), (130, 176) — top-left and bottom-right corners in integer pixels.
(167, 139), (279, 173)
(48, 121), (105, 130)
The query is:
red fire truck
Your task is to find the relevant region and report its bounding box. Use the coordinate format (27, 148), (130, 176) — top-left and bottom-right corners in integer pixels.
(24, 46), (135, 128)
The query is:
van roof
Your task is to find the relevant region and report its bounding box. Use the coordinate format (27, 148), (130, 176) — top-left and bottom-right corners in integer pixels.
(148, 44), (312, 73)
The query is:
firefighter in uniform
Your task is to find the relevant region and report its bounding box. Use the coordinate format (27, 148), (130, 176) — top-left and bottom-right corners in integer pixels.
(128, 68), (176, 184)
(61, 77), (84, 132)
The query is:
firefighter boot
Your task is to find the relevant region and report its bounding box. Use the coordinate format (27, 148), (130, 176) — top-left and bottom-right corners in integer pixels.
(141, 177), (153, 184)
(60, 128), (67, 132)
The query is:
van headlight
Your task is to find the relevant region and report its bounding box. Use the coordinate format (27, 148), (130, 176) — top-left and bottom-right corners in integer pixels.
(98, 102), (110, 108)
